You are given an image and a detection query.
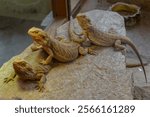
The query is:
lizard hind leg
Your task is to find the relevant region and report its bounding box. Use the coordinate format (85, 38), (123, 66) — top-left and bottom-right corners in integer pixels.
(79, 46), (97, 56)
(79, 46), (88, 56)
(114, 40), (126, 54)
(4, 73), (17, 83)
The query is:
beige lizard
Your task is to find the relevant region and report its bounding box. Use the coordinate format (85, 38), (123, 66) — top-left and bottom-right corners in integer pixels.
(27, 27), (90, 65)
(4, 50), (51, 92)
(68, 16), (96, 55)
(69, 16), (86, 44)
(76, 14), (147, 83)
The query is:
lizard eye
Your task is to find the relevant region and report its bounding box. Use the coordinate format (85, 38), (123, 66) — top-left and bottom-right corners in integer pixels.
(41, 35), (45, 38)
(38, 31), (46, 38)
(39, 34), (45, 39)
(83, 15), (86, 18)
(33, 30), (39, 33)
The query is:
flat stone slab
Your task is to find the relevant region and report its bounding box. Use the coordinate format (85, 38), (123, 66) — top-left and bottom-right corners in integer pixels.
(0, 10), (133, 99)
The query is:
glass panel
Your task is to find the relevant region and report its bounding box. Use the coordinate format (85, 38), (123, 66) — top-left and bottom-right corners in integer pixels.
(70, 0), (80, 11)
(0, 0), (51, 21)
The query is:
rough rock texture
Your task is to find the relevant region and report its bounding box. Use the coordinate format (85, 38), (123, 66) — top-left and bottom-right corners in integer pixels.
(57, 10), (126, 38)
(128, 65), (150, 100)
(0, 10), (133, 99)
(126, 57), (150, 100)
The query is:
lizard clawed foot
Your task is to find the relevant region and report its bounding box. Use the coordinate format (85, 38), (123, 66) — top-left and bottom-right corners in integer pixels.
(4, 77), (14, 83)
(35, 83), (45, 92)
(114, 47), (126, 55)
(121, 48), (126, 55)
(31, 44), (42, 51)
(40, 60), (48, 65)
(88, 48), (98, 55)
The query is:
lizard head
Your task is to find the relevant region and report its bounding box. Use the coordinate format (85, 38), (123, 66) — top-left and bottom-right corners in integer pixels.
(28, 27), (48, 45)
(76, 13), (92, 30)
(13, 58), (35, 80)
(13, 58), (33, 74)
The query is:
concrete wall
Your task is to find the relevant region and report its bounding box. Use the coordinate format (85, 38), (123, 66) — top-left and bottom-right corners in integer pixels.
(0, 0), (51, 21)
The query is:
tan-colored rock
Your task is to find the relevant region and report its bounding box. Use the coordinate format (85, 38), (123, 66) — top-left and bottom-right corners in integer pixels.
(0, 10), (133, 99)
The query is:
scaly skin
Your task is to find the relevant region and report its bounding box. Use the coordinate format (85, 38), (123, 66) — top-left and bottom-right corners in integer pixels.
(4, 50), (51, 92)
(69, 16), (86, 44)
(68, 17), (97, 55)
(76, 14), (147, 83)
(28, 27), (89, 65)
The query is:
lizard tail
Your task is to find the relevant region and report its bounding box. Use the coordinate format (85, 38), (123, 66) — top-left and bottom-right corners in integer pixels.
(123, 37), (148, 83)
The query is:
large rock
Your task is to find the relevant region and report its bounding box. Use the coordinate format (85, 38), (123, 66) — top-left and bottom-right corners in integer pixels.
(0, 10), (133, 99)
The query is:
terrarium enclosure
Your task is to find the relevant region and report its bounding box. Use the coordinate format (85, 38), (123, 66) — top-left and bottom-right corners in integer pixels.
(0, 0), (150, 100)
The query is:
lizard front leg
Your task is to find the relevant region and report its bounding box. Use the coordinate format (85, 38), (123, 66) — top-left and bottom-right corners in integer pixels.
(71, 31), (86, 43)
(31, 41), (42, 51)
(79, 46), (88, 55)
(41, 47), (54, 65)
(69, 17), (86, 43)
(79, 46), (97, 55)
(4, 72), (18, 83)
(87, 45), (98, 55)
(35, 73), (46, 92)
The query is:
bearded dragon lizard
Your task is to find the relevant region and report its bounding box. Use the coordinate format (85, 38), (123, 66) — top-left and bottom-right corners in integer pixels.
(68, 16), (86, 44)
(28, 27), (90, 65)
(68, 16), (97, 55)
(76, 14), (147, 83)
(4, 50), (51, 92)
